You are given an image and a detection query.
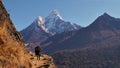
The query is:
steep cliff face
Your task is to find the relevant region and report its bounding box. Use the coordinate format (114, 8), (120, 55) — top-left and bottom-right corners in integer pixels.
(0, 1), (31, 68)
(0, 1), (56, 68)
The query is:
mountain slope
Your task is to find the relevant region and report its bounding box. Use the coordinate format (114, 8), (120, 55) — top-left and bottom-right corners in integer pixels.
(41, 13), (120, 68)
(41, 13), (120, 54)
(44, 10), (81, 35)
(0, 1), (56, 68)
(53, 45), (120, 68)
(0, 1), (31, 67)
(21, 16), (50, 44)
(20, 10), (81, 44)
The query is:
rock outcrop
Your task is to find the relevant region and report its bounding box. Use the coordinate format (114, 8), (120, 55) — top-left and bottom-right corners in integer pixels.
(0, 1), (56, 68)
(29, 52), (56, 68)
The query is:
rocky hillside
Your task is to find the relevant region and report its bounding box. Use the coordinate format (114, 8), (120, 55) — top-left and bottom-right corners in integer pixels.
(0, 1), (56, 68)
(29, 52), (56, 68)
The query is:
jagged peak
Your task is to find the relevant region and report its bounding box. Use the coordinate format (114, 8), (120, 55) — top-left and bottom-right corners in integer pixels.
(51, 9), (62, 18)
(98, 12), (115, 20)
(101, 12), (112, 18)
(45, 9), (63, 21)
(88, 12), (120, 29)
(92, 13), (115, 23)
(103, 12), (109, 15)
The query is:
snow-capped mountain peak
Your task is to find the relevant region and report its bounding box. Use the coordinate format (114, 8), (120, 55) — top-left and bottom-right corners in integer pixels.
(21, 9), (81, 37)
(45, 9), (63, 22)
(21, 9), (81, 45)
(40, 9), (81, 35)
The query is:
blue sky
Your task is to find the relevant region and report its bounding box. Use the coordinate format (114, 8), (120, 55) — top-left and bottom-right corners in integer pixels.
(3, 0), (120, 31)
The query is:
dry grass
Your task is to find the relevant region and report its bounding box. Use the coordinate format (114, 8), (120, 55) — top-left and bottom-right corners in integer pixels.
(0, 1), (56, 67)
(0, 18), (56, 68)
(0, 17), (31, 68)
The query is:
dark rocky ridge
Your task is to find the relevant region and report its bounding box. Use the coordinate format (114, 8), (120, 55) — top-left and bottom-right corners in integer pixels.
(41, 13), (120, 54)
(45, 13), (120, 68)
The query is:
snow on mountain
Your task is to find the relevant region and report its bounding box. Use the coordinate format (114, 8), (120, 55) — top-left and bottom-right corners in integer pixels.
(37, 16), (49, 33)
(45, 9), (63, 21)
(26, 9), (81, 35)
(38, 9), (81, 35)
(38, 16), (45, 24)
(21, 9), (81, 43)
